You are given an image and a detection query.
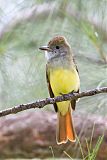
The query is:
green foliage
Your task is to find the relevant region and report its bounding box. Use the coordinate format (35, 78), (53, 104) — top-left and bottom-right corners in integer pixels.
(87, 135), (104, 160)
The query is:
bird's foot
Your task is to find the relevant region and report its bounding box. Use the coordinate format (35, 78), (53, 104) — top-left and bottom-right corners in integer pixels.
(59, 91), (75, 97)
(69, 90), (79, 101)
(69, 90), (75, 96)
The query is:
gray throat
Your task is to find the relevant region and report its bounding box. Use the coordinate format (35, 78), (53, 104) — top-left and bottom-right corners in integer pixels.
(47, 54), (75, 69)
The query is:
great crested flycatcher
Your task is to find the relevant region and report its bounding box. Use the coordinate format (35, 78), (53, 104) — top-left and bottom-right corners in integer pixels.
(39, 36), (80, 144)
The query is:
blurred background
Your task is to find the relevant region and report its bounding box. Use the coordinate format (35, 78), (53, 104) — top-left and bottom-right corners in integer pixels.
(0, 0), (107, 159)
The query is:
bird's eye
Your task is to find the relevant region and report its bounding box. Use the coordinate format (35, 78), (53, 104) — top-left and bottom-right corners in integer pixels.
(56, 46), (59, 49)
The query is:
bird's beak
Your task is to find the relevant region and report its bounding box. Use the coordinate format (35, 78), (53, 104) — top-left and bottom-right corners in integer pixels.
(39, 46), (52, 52)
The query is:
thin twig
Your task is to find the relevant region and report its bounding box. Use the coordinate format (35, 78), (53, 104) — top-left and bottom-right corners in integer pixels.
(0, 87), (107, 117)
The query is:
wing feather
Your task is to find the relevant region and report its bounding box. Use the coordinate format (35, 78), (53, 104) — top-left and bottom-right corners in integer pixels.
(46, 64), (58, 112)
(71, 58), (80, 110)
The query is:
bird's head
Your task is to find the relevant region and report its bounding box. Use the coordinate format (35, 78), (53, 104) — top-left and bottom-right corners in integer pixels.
(39, 36), (72, 60)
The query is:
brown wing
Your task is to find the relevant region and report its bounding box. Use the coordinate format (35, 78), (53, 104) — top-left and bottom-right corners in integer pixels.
(71, 58), (80, 110)
(46, 64), (58, 112)
(71, 89), (79, 110)
(73, 56), (79, 73)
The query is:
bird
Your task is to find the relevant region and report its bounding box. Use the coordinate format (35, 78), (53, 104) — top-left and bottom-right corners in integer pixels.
(39, 36), (80, 144)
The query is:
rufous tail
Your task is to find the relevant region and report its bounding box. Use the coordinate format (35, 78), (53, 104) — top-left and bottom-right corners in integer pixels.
(56, 107), (76, 144)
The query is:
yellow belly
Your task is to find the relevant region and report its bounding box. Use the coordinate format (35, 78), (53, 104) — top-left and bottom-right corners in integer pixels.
(50, 68), (80, 115)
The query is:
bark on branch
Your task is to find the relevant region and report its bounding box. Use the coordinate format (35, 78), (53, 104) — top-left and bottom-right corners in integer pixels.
(0, 87), (107, 117)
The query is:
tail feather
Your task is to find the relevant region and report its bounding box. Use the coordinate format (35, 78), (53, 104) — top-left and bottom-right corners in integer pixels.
(56, 107), (75, 144)
(57, 113), (67, 144)
(66, 108), (75, 142)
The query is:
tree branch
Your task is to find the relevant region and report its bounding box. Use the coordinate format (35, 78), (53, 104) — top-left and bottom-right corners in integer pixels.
(0, 87), (107, 117)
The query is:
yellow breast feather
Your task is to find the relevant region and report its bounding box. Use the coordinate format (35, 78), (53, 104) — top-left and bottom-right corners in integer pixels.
(50, 68), (80, 96)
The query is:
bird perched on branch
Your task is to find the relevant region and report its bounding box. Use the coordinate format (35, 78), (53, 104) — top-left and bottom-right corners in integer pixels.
(39, 36), (80, 144)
